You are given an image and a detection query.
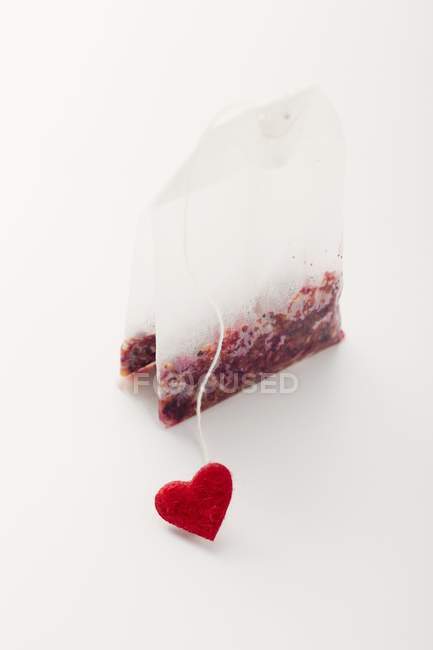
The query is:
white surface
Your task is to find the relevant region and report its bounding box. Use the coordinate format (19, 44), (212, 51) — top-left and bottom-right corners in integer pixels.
(0, 1), (432, 648)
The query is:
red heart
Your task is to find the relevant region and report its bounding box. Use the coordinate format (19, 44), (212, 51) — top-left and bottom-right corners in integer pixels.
(155, 463), (232, 541)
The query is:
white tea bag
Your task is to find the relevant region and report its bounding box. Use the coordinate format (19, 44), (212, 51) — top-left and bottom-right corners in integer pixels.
(122, 87), (345, 426)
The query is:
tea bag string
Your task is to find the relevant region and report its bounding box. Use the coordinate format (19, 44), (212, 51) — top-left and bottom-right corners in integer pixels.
(183, 105), (251, 464)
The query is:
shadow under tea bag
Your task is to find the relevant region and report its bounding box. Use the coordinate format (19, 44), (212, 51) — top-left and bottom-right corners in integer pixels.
(121, 87), (345, 426)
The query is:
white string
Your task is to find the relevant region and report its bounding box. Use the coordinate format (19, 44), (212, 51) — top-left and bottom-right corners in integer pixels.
(183, 103), (256, 464)
(182, 145), (223, 465)
(196, 300), (224, 464)
(182, 106), (247, 464)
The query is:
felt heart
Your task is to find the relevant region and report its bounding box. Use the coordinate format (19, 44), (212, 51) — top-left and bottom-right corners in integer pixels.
(155, 463), (232, 541)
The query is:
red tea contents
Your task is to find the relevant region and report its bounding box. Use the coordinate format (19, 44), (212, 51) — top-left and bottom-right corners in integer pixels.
(120, 333), (156, 376)
(121, 272), (343, 426)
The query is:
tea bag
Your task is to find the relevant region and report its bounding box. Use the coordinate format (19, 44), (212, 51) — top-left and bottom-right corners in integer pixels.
(122, 87), (345, 427)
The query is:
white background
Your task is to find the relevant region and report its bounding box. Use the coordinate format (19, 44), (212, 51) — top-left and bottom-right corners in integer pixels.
(1, 1), (432, 648)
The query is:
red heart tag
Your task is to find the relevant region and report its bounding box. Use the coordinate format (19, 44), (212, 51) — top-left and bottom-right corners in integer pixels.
(155, 463), (232, 541)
